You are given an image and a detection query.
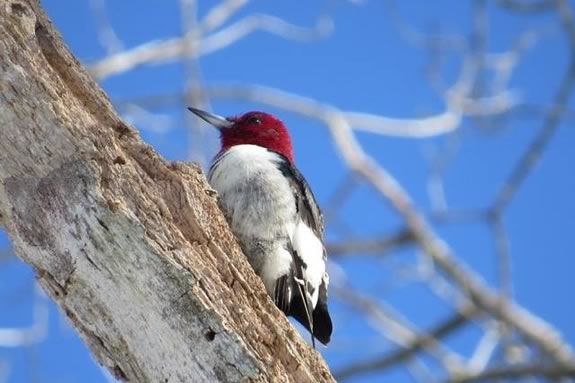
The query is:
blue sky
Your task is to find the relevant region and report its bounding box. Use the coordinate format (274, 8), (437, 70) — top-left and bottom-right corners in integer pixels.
(1, 1), (574, 382)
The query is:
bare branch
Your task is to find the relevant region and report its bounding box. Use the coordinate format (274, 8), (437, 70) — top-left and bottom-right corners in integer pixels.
(334, 285), (468, 375)
(88, 0), (123, 54)
(114, 88), (470, 138)
(88, 4), (333, 80)
(180, 0), (209, 165)
(447, 363), (575, 383)
(497, 0), (556, 13)
(199, 84), (513, 137)
(491, 218), (513, 298)
(467, 324), (501, 371)
(492, 60), (575, 214)
(335, 305), (476, 381)
(195, 0), (248, 33)
(343, 111), (464, 138)
(326, 229), (414, 257)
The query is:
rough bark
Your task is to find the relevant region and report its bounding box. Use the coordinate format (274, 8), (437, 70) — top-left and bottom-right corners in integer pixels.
(0, 1), (334, 382)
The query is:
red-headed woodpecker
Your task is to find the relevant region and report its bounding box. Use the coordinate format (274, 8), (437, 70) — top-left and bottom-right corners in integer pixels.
(188, 107), (333, 346)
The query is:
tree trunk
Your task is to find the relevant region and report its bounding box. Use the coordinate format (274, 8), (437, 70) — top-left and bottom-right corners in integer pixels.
(0, 1), (334, 382)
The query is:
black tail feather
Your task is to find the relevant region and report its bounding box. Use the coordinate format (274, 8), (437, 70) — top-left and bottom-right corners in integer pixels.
(312, 299), (332, 345)
(273, 247), (333, 346)
(293, 276), (316, 348)
(288, 292), (332, 345)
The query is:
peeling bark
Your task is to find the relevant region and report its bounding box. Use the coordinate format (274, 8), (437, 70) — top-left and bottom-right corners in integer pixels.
(0, 1), (334, 382)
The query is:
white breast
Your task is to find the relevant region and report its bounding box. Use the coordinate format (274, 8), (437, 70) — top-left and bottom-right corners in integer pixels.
(208, 145), (296, 241)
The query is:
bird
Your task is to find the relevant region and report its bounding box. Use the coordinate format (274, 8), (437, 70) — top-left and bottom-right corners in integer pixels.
(188, 106), (332, 346)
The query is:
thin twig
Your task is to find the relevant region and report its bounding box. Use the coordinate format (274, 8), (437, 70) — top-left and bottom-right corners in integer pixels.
(326, 229), (414, 256)
(492, 59), (575, 214)
(446, 363), (575, 383)
(335, 305), (477, 380)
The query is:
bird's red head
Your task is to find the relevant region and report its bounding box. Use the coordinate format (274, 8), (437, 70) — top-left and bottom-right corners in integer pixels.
(188, 108), (294, 163)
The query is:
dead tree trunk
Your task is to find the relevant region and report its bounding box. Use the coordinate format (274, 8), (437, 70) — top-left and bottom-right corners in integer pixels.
(0, 1), (334, 382)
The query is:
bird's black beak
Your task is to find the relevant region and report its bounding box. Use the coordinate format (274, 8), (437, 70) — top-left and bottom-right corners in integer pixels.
(187, 107), (233, 130)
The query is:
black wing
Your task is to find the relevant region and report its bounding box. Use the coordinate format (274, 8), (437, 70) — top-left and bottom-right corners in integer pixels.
(272, 152), (332, 346)
(275, 154), (324, 240)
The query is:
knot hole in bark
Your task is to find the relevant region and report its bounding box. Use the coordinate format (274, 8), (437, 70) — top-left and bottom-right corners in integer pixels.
(205, 328), (216, 342)
(8, 1), (36, 36)
(9, 1), (30, 17)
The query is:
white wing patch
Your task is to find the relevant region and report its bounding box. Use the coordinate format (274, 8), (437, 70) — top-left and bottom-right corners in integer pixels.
(292, 220), (325, 307)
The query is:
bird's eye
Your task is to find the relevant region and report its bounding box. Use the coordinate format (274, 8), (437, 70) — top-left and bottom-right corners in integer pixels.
(247, 116), (262, 125)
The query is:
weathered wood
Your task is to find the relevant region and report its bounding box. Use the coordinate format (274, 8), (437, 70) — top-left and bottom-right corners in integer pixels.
(0, 1), (334, 382)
